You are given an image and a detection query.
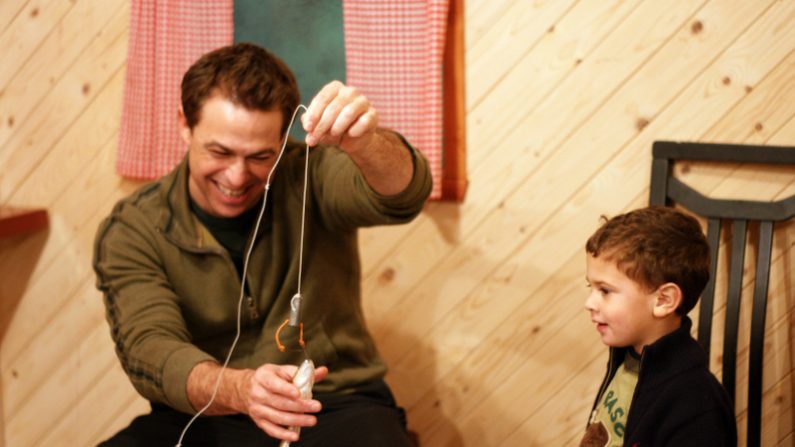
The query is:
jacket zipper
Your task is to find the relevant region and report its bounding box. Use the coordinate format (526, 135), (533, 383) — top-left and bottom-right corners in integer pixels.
(159, 228), (260, 321)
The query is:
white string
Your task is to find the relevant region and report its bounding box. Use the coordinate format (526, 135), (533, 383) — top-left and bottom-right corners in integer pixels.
(176, 104), (310, 447)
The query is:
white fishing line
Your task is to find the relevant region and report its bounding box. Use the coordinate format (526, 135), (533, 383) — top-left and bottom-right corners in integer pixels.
(176, 104), (310, 447)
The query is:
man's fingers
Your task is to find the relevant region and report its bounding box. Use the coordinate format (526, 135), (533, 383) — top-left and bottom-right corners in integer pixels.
(254, 417), (300, 442)
(330, 97), (371, 138)
(313, 366), (329, 383)
(346, 108), (377, 139)
(253, 364), (299, 398)
(304, 80), (343, 133)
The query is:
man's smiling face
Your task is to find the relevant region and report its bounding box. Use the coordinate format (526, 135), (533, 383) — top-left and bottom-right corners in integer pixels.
(181, 93), (284, 218)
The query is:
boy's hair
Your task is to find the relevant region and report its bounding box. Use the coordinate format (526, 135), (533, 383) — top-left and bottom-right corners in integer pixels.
(181, 42), (300, 134)
(586, 206), (710, 315)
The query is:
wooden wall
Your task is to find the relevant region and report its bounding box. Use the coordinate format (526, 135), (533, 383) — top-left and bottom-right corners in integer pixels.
(1, 1), (793, 445)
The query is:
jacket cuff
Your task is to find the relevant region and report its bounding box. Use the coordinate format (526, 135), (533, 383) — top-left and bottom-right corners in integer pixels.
(374, 134), (433, 209)
(161, 346), (215, 414)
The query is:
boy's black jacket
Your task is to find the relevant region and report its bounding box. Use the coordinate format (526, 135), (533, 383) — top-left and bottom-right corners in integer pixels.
(589, 317), (738, 447)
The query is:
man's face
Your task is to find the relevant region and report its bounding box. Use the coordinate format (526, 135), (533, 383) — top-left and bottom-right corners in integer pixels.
(584, 253), (659, 353)
(180, 94), (284, 218)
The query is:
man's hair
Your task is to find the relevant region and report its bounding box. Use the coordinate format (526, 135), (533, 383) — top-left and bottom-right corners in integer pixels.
(181, 42), (300, 133)
(586, 206), (710, 315)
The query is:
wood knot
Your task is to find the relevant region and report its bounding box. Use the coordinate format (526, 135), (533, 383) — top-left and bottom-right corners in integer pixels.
(532, 326), (541, 334)
(680, 163), (691, 174)
(30, 7), (39, 17)
(548, 25), (555, 33)
(82, 83), (91, 95)
(575, 58), (583, 66)
(745, 85), (753, 93)
(754, 122), (764, 132)
(12, 369), (18, 378)
(7, 116), (14, 127)
(691, 20), (703, 34)
(379, 267), (396, 283)
(635, 117), (649, 131)
(722, 76), (731, 85)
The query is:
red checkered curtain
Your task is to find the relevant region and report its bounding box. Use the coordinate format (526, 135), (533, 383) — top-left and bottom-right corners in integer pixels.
(343, 0), (449, 200)
(116, 0), (233, 179)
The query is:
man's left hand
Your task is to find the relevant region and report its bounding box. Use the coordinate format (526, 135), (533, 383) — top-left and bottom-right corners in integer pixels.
(302, 80), (377, 155)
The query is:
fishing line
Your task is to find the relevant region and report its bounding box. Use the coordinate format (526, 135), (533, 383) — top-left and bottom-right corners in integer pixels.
(176, 104), (311, 447)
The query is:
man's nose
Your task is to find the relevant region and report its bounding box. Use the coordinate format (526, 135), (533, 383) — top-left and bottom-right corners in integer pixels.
(226, 158), (248, 186)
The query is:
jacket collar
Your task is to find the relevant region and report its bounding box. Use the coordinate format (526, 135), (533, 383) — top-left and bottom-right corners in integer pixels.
(610, 316), (707, 385)
(155, 157), (209, 251)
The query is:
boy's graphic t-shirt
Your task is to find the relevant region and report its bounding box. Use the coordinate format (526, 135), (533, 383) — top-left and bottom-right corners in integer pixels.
(581, 351), (640, 447)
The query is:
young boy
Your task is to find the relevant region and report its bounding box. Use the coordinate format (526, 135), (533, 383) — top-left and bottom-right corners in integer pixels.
(580, 206), (737, 447)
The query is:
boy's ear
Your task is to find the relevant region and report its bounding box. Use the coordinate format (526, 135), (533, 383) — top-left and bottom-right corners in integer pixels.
(177, 106), (192, 145)
(652, 283), (682, 318)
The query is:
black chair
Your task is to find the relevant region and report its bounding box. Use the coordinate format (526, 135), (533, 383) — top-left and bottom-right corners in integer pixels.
(649, 141), (795, 447)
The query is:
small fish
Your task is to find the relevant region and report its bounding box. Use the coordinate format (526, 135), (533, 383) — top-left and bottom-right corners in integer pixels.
(279, 359), (315, 447)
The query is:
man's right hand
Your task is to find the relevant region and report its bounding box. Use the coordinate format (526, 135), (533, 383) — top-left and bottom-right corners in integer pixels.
(241, 363), (328, 441)
(186, 361), (328, 442)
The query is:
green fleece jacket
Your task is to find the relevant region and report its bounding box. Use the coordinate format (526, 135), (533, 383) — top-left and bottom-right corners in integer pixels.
(93, 141), (432, 414)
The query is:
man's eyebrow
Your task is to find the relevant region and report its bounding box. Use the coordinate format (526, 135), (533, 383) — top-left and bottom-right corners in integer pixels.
(204, 141), (232, 151)
(248, 148), (277, 157)
(203, 142), (277, 156)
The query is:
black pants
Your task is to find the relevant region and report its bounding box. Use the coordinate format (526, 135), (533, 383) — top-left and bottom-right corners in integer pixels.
(98, 380), (414, 447)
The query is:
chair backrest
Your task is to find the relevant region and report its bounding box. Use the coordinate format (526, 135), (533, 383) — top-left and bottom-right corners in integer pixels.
(649, 141), (795, 447)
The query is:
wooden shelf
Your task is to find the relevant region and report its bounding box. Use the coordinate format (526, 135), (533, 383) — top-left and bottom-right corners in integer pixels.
(0, 207), (49, 239)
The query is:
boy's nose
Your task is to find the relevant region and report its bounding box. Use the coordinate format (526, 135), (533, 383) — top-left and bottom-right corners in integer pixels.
(584, 291), (598, 311)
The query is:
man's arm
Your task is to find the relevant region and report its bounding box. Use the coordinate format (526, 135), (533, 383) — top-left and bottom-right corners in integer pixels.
(302, 81), (414, 196)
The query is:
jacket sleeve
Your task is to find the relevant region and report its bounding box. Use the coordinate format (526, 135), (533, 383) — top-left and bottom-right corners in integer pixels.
(93, 204), (214, 413)
(309, 133), (433, 230)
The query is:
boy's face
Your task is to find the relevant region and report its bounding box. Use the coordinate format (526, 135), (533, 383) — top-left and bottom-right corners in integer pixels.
(584, 253), (660, 354)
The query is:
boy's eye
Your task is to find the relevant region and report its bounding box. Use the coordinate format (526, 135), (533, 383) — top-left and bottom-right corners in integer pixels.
(600, 288), (610, 295)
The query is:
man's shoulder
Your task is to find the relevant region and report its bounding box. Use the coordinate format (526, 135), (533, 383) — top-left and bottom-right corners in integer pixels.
(96, 170), (178, 245)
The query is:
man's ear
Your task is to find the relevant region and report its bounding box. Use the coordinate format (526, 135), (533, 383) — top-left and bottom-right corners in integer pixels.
(177, 106), (192, 145)
(652, 283), (682, 318)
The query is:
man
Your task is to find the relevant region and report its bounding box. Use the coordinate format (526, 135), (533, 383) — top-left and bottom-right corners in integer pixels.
(94, 42), (432, 446)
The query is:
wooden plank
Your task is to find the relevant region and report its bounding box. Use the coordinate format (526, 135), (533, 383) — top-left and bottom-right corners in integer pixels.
(466, 0), (578, 109)
(0, 12), (128, 204)
(0, 0), (26, 36)
(4, 292), (121, 446)
(0, 0), (75, 90)
(464, 0), (515, 50)
(0, 0), (126, 159)
(35, 361), (146, 446)
(0, 67), (129, 365)
(468, 0), (642, 167)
